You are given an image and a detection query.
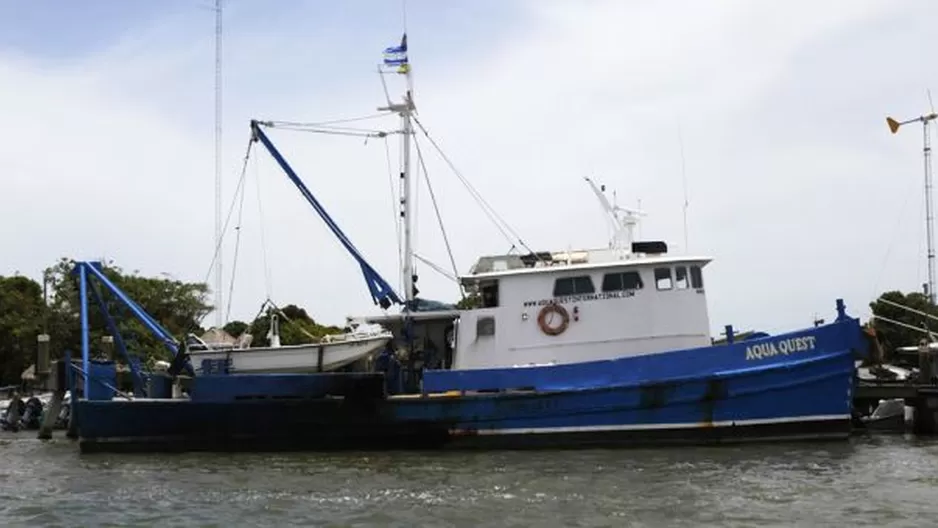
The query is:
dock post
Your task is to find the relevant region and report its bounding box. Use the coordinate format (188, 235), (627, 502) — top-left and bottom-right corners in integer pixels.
(913, 392), (938, 435)
(919, 339), (937, 384)
(64, 350), (79, 440)
(37, 359), (64, 440)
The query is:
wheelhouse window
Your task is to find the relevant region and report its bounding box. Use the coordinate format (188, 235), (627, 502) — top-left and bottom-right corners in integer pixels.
(654, 267), (673, 290)
(480, 281), (499, 308)
(553, 275), (595, 297)
(675, 266), (688, 289)
(601, 271), (644, 292)
(690, 266), (704, 289)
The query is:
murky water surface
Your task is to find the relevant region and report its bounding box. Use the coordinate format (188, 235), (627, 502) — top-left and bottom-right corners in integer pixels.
(0, 434), (935, 527)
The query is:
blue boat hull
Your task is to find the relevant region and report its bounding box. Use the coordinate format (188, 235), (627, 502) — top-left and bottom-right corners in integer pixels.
(74, 317), (863, 453)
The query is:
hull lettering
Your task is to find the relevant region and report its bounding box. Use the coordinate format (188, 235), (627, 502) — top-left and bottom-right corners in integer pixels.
(745, 336), (817, 361)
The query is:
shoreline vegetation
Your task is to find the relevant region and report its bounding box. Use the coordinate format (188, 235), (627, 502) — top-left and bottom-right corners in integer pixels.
(0, 258), (933, 386)
(0, 258), (343, 386)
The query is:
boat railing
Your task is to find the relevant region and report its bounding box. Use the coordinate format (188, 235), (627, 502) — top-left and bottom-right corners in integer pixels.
(68, 362), (133, 401)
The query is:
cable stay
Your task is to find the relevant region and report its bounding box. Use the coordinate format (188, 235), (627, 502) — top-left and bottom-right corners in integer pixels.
(383, 136), (404, 294)
(201, 138), (255, 300)
(263, 115), (399, 140)
(225, 156), (250, 322)
(250, 119), (402, 309)
(414, 253), (459, 283)
(253, 150), (274, 302)
(413, 135), (463, 300)
(410, 114), (544, 263)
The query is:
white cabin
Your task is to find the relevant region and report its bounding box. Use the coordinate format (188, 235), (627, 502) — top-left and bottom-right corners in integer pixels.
(451, 245), (712, 370)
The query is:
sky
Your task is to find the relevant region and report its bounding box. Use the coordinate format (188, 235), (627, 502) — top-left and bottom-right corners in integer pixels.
(1, 0), (937, 337)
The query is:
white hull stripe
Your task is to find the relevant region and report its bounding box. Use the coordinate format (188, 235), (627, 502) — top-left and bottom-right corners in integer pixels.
(452, 414), (850, 436)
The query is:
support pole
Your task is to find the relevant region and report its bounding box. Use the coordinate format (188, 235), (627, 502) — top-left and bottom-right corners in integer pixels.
(79, 265), (90, 398)
(924, 120), (936, 304)
(88, 282), (144, 396)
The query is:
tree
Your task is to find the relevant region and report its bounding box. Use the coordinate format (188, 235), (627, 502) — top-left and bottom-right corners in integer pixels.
(869, 290), (938, 357)
(0, 275), (45, 385)
(246, 304), (344, 347)
(223, 320), (248, 338)
(43, 258), (213, 364)
(455, 291), (481, 310)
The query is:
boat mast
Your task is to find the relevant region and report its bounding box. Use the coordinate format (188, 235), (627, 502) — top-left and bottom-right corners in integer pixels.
(214, 0), (224, 327)
(888, 105), (938, 304)
(401, 97), (415, 307)
(379, 34), (416, 309)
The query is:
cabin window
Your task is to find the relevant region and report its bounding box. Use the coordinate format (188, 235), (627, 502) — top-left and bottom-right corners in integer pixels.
(690, 266), (704, 289)
(476, 316), (496, 337)
(654, 267), (673, 290)
(480, 281), (499, 308)
(675, 266), (688, 289)
(601, 271), (644, 292)
(553, 275), (595, 297)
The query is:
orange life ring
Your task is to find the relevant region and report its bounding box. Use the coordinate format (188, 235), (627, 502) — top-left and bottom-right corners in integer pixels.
(537, 303), (570, 336)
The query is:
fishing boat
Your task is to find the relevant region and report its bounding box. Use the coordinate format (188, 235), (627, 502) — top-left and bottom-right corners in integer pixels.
(64, 33), (868, 453)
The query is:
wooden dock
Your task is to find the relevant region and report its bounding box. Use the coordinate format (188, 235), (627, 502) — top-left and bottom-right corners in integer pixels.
(854, 380), (938, 434)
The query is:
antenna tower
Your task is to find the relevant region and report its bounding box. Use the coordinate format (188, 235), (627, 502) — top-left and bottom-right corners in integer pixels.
(887, 93), (938, 304)
(214, 0), (224, 327)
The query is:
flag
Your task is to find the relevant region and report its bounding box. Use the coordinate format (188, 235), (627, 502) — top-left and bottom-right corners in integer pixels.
(382, 33), (409, 73)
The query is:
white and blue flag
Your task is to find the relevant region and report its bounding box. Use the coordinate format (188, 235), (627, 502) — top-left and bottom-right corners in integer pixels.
(382, 33), (409, 73)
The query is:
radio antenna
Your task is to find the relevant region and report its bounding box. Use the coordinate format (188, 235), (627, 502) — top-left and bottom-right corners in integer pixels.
(679, 125), (689, 253)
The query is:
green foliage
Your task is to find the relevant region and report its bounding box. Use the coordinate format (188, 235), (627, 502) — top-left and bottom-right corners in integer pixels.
(455, 292), (481, 310)
(0, 257), (354, 384)
(223, 320), (248, 338)
(869, 290), (938, 355)
(0, 275), (45, 385)
(42, 257), (213, 365)
(245, 304), (344, 347)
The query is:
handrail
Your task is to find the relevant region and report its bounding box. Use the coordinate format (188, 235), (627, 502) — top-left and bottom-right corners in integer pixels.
(69, 362), (134, 401)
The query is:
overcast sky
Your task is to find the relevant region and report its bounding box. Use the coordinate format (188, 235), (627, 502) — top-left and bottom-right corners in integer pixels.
(1, 0), (937, 337)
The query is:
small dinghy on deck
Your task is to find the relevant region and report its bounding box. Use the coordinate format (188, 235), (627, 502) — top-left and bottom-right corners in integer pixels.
(185, 313), (391, 374)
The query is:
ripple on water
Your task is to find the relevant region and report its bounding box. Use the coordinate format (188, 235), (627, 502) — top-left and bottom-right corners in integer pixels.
(0, 435), (936, 526)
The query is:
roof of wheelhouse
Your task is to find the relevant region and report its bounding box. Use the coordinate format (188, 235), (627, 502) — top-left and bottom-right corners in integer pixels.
(460, 247), (713, 283)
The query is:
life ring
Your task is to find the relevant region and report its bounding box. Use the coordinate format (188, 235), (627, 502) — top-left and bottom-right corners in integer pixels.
(537, 303), (570, 336)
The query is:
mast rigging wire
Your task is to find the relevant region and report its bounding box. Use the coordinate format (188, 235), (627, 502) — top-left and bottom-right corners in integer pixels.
(414, 136), (463, 299)
(411, 115), (541, 259)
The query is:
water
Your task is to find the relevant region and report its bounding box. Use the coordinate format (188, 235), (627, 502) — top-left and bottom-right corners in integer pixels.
(0, 434), (935, 527)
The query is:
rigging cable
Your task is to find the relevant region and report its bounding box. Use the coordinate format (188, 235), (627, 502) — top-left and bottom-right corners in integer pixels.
(254, 148), (274, 301)
(265, 298), (320, 343)
(225, 157), (249, 322)
(414, 136), (464, 299)
(384, 136), (403, 293)
(268, 113), (394, 128)
(412, 123), (420, 282)
(411, 115), (542, 259)
(201, 138), (254, 307)
(261, 126), (392, 139)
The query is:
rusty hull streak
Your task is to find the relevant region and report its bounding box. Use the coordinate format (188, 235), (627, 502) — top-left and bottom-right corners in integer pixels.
(700, 378), (729, 428)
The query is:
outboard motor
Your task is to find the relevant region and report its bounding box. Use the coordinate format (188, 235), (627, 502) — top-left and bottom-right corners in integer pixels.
(55, 401), (71, 430)
(1, 395), (25, 432)
(19, 397), (44, 430)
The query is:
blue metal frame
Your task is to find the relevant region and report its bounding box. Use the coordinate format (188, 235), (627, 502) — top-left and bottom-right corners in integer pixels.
(72, 261), (191, 398)
(251, 120), (402, 308)
(87, 281), (145, 396)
